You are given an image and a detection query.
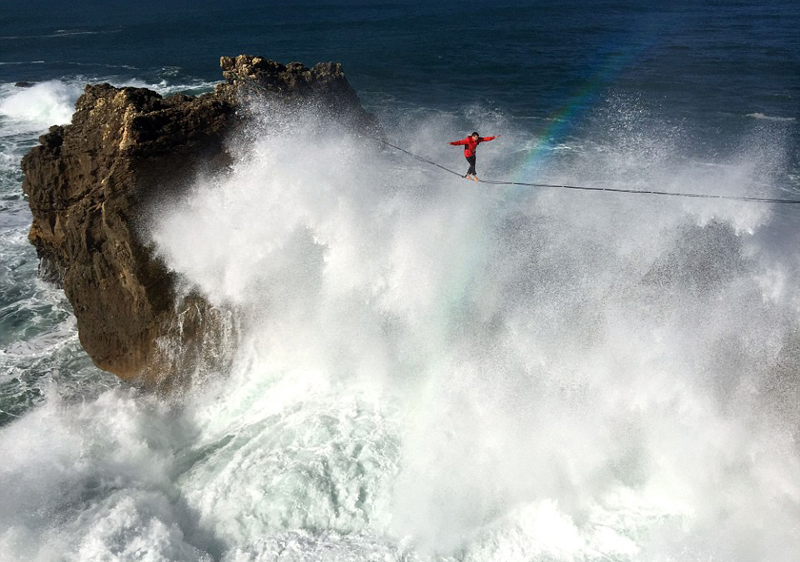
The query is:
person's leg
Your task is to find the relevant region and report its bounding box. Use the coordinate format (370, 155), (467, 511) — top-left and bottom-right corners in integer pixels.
(466, 156), (477, 178)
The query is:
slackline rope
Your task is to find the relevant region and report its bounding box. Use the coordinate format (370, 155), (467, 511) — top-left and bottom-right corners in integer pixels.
(235, 80), (799, 205)
(364, 132), (800, 205)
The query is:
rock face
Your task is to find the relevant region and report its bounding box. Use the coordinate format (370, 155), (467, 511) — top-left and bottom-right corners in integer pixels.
(221, 57), (359, 105)
(217, 55), (381, 133)
(21, 55), (378, 388)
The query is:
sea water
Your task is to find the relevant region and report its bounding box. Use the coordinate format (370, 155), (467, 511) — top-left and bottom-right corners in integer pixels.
(1, 2), (799, 561)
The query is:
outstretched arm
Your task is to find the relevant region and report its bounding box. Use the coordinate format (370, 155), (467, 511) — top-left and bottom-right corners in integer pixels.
(480, 136), (498, 142)
(449, 138), (468, 146)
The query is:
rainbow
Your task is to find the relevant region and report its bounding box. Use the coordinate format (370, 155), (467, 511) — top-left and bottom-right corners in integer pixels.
(512, 48), (644, 184)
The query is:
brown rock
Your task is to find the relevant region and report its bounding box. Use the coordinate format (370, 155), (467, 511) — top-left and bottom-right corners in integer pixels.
(21, 56), (379, 389)
(218, 55), (380, 134)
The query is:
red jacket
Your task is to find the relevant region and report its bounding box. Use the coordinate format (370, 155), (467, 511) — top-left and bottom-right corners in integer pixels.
(450, 135), (496, 157)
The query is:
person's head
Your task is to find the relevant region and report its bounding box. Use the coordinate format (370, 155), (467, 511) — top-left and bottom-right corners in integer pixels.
(471, 132), (479, 140)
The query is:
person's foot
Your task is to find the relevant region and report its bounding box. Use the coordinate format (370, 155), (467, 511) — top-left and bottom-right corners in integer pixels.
(472, 176), (480, 182)
(464, 174), (472, 179)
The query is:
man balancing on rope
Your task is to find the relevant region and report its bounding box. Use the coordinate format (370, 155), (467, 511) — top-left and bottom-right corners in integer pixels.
(449, 132), (499, 181)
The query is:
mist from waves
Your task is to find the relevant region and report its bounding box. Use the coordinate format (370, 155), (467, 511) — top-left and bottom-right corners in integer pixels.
(3, 95), (800, 562)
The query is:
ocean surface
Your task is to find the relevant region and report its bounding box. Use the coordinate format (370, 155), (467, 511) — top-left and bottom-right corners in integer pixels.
(1, 1), (800, 561)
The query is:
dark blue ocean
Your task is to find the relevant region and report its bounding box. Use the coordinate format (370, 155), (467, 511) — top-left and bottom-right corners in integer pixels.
(1, 2), (800, 561)
(3, 1), (798, 136)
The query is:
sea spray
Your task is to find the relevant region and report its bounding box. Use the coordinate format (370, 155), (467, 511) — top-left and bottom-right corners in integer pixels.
(2, 95), (800, 561)
(0, 81), (80, 133)
(151, 104), (800, 559)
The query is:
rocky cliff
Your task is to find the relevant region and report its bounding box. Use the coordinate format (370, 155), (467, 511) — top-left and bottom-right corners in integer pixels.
(21, 55), (378, 388)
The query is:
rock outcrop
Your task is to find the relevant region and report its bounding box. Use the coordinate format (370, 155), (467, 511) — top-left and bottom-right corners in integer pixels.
(21, 55), (378, 388)
(220, 57), (366, 112)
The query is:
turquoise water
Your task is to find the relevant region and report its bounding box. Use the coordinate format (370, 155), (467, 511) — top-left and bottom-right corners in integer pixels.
(1, 2), (800, 561)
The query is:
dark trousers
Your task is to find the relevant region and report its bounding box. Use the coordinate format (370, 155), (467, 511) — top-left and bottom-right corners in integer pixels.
(465, 155), (477, 176)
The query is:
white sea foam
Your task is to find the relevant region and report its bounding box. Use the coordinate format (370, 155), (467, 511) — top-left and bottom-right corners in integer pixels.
(0, 388), (212, 562)
(0, 60), (45, 65)
(746, 112), (796, 122)
(0, 80), (81, 134)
